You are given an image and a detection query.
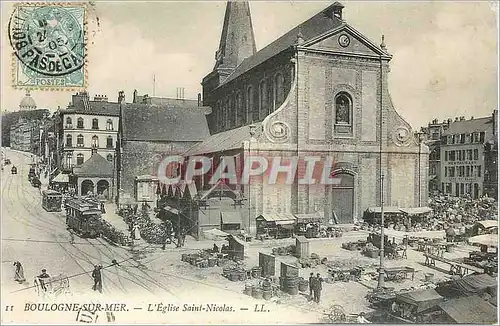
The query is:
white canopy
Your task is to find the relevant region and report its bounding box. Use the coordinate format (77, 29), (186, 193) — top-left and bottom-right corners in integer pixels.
(468, 234), (498, 248)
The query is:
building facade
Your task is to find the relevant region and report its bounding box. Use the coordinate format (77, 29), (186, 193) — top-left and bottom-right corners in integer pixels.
(440, 111), (498, 199)
(170, 1), (429, 237)
(420, 119), (451, 192)
(58, 92), (119, 172)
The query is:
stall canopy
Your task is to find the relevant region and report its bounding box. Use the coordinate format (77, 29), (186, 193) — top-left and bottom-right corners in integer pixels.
(468, 234), (498, 247)
(42, 190), (62, 197)
(294, 213), (322, 223)
(163, 206), (180, 215)
(400, 207), (433, 215)
(366, 207), (401, 214)
(203, 228), (229, 241)
(51, 173), (69, 183)
(476, 220), (499, 229)
(396, 289), (444, 313)
(257, 213), (296, 225)
(221, 212), (242, 225)
(447, 274), (498, 297)
(437, 295), (497, 324)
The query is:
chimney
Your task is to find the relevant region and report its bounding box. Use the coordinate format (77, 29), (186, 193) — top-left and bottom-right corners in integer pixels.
(176, 87), (185, 100)
(133, 89), (138, 103)
(455, 117), (459, 122)
(493, 110), (498, 136)
(198, 93), (202, 107)
(328, 2), (344, 21)
(460, 116), (465, 121)
(118, 90), (125, 104)
(470, 116), (474, 120)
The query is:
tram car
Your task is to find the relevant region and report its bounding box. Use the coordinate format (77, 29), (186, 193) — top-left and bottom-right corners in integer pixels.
(65, 198), (102, 238)
(42, 190), (63, 212)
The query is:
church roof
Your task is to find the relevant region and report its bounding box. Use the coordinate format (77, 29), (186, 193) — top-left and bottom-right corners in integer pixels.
(20, 92), (37, 110)
(220, 3), (344, 86)
(73, 153), (113, 177)
(121, 103), (210, 142)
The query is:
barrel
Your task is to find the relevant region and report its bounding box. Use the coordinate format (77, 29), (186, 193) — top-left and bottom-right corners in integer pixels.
(181, 254), (188, 262)
(243, 284), (252, 296)
(201, 260), (209, 268)
(222, 267), (232, 277)
(446, 244), (454, 253)
(285, 276), (299, 295)
(298, 279), (308, 292)
(262, 290), (272, 300)
(239, 271), (247, 281)
(230, 272), (239, 282)
(208, 258), (216, 267)
(262, 279), (272, 291)
(252, 286), (263, 299)
(251, 267), (262, 278)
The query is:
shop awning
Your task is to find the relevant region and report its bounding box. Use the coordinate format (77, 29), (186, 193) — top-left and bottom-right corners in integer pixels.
(51, 173), (69, 183)
(42, 190), (62, 197)
(438, 295), (497, 324)
(221, 211), (242, 225)
(468, 234), (498, 247)
(366, 206), (401, 214)
(396, 289), (444, 313)
(294, 213), (323, 223)
(400, 207), (433, 215)
(163, 205), (179, 215)
(477, 220), (498, 229)
(257, 213), (296, 224)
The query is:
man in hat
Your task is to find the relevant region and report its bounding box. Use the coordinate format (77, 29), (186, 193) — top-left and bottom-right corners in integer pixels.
(308, 273), (315, 299)
(38, 269), (50, 291)
(314, 273), (323, 303)
(92, 265), (102, 293)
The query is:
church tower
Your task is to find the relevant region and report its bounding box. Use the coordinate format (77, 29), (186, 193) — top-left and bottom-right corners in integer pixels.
(202, 1), (256, 122)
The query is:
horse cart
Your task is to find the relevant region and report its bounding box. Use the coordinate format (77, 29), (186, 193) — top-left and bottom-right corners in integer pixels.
(34, 274), (71, 298)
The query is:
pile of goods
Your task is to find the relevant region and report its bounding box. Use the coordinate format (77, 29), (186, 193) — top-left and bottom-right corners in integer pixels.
(137, 218), (166, 244)
(181, 250), (224, 268)
(271, 245), (295, 256)
(297, 253), (328, 268)
(222, 265), (263, 282)
(327, 266), (364, 282)
(98, 219), (133, 246)
(243, 278), (277, 300)
(362, 242), (379, 258)
(463, 251), (498, 275)
(341, 239), (367, 251)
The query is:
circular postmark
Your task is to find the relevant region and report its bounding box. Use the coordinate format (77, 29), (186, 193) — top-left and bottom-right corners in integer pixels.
(8, 5), (85, 77)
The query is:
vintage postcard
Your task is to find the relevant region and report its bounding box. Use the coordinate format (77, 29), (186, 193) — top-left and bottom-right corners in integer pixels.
(1, 1), (498, 325)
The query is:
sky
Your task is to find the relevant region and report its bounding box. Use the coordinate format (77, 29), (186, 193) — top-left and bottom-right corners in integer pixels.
(1, 1), (498, 129)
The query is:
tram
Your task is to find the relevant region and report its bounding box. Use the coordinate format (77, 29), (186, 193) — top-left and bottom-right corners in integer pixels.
(65, 198), (102, 238)
(42, 190), (63, 212)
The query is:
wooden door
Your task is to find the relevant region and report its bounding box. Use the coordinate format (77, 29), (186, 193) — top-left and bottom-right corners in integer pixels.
(331, 173), (354, 224)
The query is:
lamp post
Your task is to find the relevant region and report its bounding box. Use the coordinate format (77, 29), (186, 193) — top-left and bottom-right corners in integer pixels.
(248, 124), (256, 234)
(377, 173), (385, 289)
(417, 132), (425, 206)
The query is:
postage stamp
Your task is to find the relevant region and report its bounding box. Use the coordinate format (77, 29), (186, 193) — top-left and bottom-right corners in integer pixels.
(8, 2), (87, 90)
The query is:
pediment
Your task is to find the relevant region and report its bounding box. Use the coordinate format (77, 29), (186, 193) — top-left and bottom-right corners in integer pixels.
(302, 24), (390, 59)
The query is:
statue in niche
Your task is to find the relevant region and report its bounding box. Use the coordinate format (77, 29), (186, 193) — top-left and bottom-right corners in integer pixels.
(335, 95), (350, 124)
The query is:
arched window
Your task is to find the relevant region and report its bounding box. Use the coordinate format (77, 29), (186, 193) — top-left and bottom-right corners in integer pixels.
(92, 118), (99, 130)
(66, 117), (72, 126)
(77, 117), (84, 129)
(65, 153), (72, 167)
(259, 80), (267, 119)
(106, 119), (113, 130)
(91, 135), (99, 148)
(76, 153), (84, 166)
(235, 92), (242, 126)
(106, 154), (113, 162)
(334, 92), (352, 125)
(273, 73), (285, 111)
(77, 134), (84, 147)
(246, 86), (254, 123)
(66, 134), (72, 147)
(106, 136), (113, 148)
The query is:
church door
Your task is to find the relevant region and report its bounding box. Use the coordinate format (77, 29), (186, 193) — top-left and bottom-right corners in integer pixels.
(331, 173), (354, 224)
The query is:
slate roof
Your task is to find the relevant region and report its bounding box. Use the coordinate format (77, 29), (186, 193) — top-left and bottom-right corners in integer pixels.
(442, 116), (493, 136)
(73, 153), (113, 177)
(121, 103), (210, 142)
(134, 95), (198, 108)
(64, 101), (120, 116)
(219, 4), (345, 86)
(183, 122), (262, 155)
(438, 295), (497, 324)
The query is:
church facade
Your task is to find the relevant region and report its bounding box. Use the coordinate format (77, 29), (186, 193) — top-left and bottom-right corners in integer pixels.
(180, 2), (428, 236)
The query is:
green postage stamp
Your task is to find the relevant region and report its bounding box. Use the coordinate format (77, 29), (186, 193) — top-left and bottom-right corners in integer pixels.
(8, 2), (87, 90)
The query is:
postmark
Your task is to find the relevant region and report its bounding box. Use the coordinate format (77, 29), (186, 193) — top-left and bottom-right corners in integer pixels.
(8, 2), (87, 90)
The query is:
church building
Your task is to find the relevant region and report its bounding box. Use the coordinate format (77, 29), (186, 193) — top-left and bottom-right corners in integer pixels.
(173, 2), (428, 237)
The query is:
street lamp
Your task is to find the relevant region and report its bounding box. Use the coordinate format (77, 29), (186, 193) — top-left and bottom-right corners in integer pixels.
(248, 124), (257, 234)
(377, 173), (385, 289)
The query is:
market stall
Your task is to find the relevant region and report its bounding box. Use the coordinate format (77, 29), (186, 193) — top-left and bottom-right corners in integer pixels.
(220, 211), (242, 234)
(227, 234), (246, 260)
(256, 213), (296, 239)
(294, 213), (322, 237)
(364, 206), (402, 226)
(400, 207), (433, 229)
(471, 220), (498, 236)
(434, 295), (497, 324)
(390, 289), (444, 323)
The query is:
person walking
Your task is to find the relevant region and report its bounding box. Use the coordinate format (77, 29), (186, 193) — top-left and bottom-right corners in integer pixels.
(92, 265), (103, 293)
(314, 273), (323, 303)
(38, 269), (50, 292)
(308, 273), (315, 299)
(13, 261), (25, 283)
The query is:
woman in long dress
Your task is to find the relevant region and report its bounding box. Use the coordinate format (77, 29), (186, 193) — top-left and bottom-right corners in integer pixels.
(13, 261), (26, 283)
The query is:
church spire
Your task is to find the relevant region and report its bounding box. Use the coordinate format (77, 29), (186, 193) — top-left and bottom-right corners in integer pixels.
(214, 1), (256, 70)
